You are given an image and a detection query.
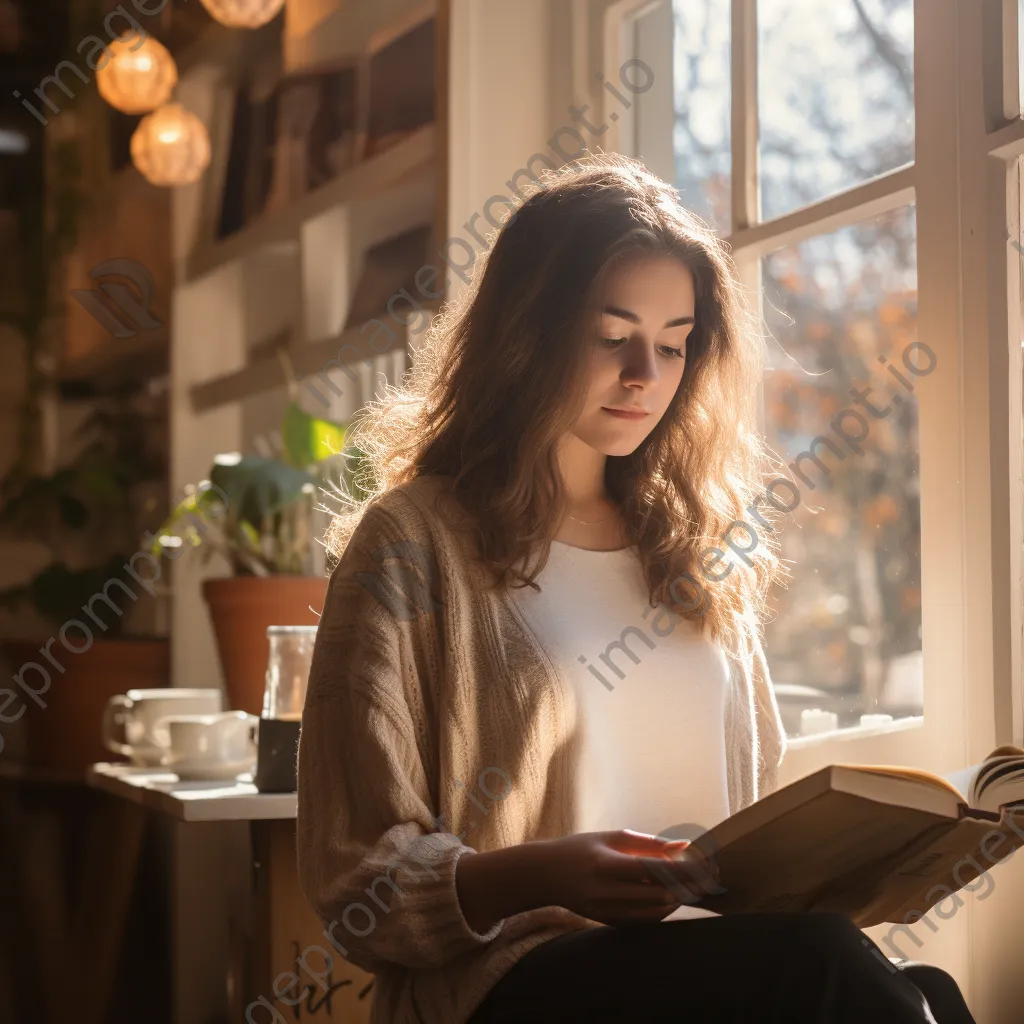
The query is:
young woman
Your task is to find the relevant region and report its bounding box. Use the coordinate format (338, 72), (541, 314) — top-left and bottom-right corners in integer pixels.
(296, 153), (974, 1024)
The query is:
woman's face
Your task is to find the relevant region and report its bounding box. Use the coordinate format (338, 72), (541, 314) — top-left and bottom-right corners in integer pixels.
(572, 254), (696, 456)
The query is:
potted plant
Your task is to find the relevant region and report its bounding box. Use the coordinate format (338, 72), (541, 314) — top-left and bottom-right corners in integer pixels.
(152, 400), (370, 714)
(0, 393), (170, 772)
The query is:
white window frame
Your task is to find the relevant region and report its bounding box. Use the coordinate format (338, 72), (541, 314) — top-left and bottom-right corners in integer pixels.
(580, 0), (1024, 781)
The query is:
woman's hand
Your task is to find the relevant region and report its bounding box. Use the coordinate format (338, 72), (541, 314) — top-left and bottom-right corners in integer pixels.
(530, 829), (718, 927)
(455, 829), (721, 934)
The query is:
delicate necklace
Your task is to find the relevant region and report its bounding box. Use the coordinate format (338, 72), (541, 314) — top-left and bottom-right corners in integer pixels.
(567, 511), (614, 526)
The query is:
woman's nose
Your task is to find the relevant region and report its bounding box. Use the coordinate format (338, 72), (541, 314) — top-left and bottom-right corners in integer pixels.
(620, 350), (659, 385)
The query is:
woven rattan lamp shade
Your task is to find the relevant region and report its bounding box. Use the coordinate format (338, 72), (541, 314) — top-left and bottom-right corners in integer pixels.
(198, 0), (285, 28)
(130, 103), (211, 187)
(97, 33), (178, 114)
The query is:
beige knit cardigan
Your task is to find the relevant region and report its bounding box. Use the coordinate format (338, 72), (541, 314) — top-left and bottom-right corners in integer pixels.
(296, 474), (787, 1024)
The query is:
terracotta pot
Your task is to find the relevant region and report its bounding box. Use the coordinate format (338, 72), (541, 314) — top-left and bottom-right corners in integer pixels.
(1, 637), (170, 775)
(202, 576), (328, 715)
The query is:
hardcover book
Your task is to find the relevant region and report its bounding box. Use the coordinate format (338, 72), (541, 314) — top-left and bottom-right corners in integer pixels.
(657, 745), (1024, 927)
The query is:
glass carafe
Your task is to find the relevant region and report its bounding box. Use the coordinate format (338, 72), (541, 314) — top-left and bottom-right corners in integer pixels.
(262, 625), (317, 720)
(254, 625), (318, 792)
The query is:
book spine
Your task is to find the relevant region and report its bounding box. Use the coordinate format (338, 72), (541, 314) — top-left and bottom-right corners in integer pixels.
(958, 801), (1001, 823)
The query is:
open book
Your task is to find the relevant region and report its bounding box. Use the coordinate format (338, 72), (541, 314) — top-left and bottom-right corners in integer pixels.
(658, 745), (1024, 928)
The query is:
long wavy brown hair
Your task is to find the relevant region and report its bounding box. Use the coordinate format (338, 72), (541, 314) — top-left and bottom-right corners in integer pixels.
(326, 152), (789, 658)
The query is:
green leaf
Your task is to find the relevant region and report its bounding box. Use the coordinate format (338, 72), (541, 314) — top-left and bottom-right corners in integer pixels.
(210, 456), (316, 528)
(152, 490), (205, 544)
(281, 402), (347, 468)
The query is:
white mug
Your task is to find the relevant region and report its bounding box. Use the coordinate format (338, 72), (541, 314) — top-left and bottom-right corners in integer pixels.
(161, 711), (259, 781)
(102, 688), (223, 766)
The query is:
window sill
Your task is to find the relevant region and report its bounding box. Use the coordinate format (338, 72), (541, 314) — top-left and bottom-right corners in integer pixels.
(785, 715), (924, 751)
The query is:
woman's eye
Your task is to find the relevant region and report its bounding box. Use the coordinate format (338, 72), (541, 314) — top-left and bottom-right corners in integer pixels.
(598, 336), (685, 359)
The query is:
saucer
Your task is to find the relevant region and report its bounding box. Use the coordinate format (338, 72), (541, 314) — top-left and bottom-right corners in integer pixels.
(167, 756), (256, 781)
(127, 745), (170, 769)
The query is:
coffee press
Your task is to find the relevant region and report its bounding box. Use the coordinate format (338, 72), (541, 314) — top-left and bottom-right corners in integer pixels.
(254, 625), (317, 792)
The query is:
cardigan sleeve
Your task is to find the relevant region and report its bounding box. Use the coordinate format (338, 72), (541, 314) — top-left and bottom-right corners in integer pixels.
(295, 499), (505, 974)
(750, 627), (787, 798)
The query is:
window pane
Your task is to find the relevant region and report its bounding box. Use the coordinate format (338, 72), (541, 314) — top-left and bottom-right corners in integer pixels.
(669, 0), (731, 233)
(758, 0), (914, 221)
(761, 206), (922, 737)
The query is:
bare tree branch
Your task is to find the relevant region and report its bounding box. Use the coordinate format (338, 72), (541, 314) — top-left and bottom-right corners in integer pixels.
(851, 0), (914, 101)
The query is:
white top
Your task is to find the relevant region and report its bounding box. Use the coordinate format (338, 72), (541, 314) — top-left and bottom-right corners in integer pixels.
(508, 540), (733, 841)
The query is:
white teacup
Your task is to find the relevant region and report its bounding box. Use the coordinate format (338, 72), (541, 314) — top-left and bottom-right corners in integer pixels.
(160, 711), (259, 781)
(102, 688), (223, 767)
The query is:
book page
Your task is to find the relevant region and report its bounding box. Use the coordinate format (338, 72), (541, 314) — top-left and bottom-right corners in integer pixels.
(833, 763), (965, 802)
(661, 904), (722, 922)
(970, 753), (1024, 810)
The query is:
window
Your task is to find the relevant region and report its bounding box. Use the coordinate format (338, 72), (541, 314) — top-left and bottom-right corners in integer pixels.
(757, 0), (914, 220)
(626, 0), (1024, 764)
(761, 206), (921, 734)
(636, 0), (923, 739)
(666, 0), (732, 232)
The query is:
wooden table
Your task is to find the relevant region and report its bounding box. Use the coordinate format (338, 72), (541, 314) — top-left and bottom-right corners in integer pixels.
(87, 763), (375, 1024)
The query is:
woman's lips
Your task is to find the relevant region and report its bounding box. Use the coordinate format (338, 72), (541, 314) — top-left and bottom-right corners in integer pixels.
(602, 407), (651, 420)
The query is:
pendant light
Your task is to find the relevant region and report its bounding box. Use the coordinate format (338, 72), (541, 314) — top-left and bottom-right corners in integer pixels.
(97, 33), (178, 115)
(198, 0), (286, 29)
(130, 103), (211, 187)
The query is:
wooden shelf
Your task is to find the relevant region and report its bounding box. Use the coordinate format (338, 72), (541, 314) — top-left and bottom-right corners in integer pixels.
(186, 123), (436, 283)
(286, 0), (436, 71)
(189, 320), (412, 412)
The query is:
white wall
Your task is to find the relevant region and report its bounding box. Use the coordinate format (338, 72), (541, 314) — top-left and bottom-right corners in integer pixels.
(445, 0), (563, 303)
